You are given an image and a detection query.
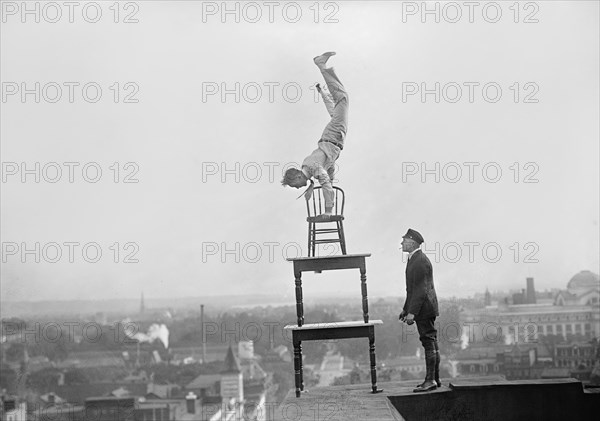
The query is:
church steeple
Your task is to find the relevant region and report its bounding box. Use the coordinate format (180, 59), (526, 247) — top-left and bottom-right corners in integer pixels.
(140, 292), (145, 314)
(484, 288), (491, 306)
(220, 344), (243, 403)
(221, 344), (241, 374)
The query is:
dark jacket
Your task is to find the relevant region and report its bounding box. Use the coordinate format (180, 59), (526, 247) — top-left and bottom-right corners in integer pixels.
(403, 249), (439, 320)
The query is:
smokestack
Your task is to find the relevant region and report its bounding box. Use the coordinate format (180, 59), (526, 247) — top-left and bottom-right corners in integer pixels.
(526, 277), (536, 304)
(201, 305), (206, 363)
(185, 392), (197, 414)
(48, 393), (55, 405)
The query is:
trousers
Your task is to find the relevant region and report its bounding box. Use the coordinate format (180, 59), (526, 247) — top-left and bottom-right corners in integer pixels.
(318, 66), (349, 150)
(416, 317), (438, 353)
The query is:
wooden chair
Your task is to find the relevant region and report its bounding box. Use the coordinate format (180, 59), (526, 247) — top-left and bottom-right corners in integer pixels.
(305, 186), (347, 257)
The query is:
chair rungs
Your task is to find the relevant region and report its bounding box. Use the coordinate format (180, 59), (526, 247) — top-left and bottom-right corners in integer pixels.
(314, 230), (339, 234)
(312, 239), (341, 245)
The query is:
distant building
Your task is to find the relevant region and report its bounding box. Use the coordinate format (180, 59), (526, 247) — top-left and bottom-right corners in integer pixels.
(484, 288), (492, 307)
(262, 345), (291, 363)
(554, 271), (600, 307)
(185, 344), (268, 421)
(0, 392), (26, 421)
(500, 343), (552, 380)
(465, 272), (600, 343)
(554, 340), (600, 383)
(382, 355), (426, 377)
(453, 343), (505, 377)
(85, 396), (135, 421)
(452, 342), (552, 379)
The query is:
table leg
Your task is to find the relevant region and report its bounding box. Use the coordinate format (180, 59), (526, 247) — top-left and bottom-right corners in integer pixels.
(293, 336), (302, 397)
(295, 270), (304, 326)
(369, 328), (383, 393)
(360, 267), (369, 323)
(299, 342), (304, 391)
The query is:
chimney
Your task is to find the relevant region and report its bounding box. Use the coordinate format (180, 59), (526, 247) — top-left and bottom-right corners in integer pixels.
(185, 392), (197, 414)
(201, 305), (206, 364)
(48, 393), (55, 405)
(526, 277), (536, 304)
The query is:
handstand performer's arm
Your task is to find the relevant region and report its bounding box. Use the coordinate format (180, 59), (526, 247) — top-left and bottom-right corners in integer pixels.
(313, 167), (335, 214)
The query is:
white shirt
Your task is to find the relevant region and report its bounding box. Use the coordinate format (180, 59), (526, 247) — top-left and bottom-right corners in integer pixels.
(408, 247), (421, 261)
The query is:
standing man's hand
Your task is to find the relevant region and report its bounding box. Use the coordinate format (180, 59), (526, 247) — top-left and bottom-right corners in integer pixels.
(399, 310), (407, 321)
(405, 313), (415, 325)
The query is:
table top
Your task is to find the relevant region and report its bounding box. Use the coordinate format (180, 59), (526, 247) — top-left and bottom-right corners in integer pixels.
(284, 320), (383, 330)
(286, 253), (371, 262)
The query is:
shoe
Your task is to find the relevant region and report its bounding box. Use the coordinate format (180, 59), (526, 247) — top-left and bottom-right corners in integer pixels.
(416, 379), (441, 388)
(413, 380), (437, 393)
(313, 52), (336, 68)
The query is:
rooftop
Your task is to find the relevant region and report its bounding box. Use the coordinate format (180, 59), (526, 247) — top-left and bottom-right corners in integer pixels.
(276, 377), (599, 420)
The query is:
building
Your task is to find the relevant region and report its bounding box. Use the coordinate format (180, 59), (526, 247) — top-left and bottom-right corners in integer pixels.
(464, 272), (600, 344)
(554, 340), (600, 383)
(500, 343), (553, 380)
(0, 392), (26, 421)
(84, 396), (135, 421)
(451, 342), (552, 380)
(185, 344), (268, 420)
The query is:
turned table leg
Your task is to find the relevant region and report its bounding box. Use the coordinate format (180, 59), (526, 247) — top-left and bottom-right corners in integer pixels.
(294, 270), (304, 326)
(369, 327), (383, 393)
(293, 336), (302, 397)
(360, 267), (369, 323)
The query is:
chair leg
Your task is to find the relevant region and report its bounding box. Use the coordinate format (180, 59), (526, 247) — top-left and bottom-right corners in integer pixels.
(311, 223), (317, 257)
(338, 220), (347, 255)
(307, 223), (312, 257)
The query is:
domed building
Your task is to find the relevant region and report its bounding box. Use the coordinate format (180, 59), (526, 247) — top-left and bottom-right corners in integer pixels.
(556, 271), (600, 306)
(568, 270), (600, 291)
(464, 272), (600, 343)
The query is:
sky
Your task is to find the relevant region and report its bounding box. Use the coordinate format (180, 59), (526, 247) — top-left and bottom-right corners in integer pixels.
(1, 1), (599, 306)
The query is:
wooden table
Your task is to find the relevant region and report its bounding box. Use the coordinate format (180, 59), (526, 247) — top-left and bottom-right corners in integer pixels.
(287, 254), (372, 327)
(284, 320), (383, 397)
(285, 254), (383, 397)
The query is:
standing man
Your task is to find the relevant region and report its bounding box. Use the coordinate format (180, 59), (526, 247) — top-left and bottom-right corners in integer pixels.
(281, 51), (349, 218)
(399, 229), (441, 392)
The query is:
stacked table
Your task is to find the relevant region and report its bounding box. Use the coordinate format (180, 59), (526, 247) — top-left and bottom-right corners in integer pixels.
(284, 254), (384, 397)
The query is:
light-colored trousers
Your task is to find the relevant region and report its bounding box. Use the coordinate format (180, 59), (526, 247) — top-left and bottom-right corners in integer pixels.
(318, 67), (349, 149)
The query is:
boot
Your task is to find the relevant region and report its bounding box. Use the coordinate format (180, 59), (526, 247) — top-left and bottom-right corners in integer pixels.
(413, 351), (437, 393)
(418, 348), (441, 388)
(434, 342), (441, 387)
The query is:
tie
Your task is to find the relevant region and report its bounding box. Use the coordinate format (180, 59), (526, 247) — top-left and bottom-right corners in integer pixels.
(296, 179), (315, 201)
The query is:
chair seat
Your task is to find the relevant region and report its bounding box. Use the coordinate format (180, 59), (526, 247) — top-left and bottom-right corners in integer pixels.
(307, 215), (345, 223)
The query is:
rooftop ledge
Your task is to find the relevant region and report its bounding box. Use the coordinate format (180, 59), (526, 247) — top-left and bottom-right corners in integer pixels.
(277, 376), (599, 421)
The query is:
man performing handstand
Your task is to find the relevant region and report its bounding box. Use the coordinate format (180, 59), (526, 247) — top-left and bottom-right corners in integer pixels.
(281, 52), (349, 218)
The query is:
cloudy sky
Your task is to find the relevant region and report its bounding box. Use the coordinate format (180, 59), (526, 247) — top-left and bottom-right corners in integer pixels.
(1, 1), (598, 306)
